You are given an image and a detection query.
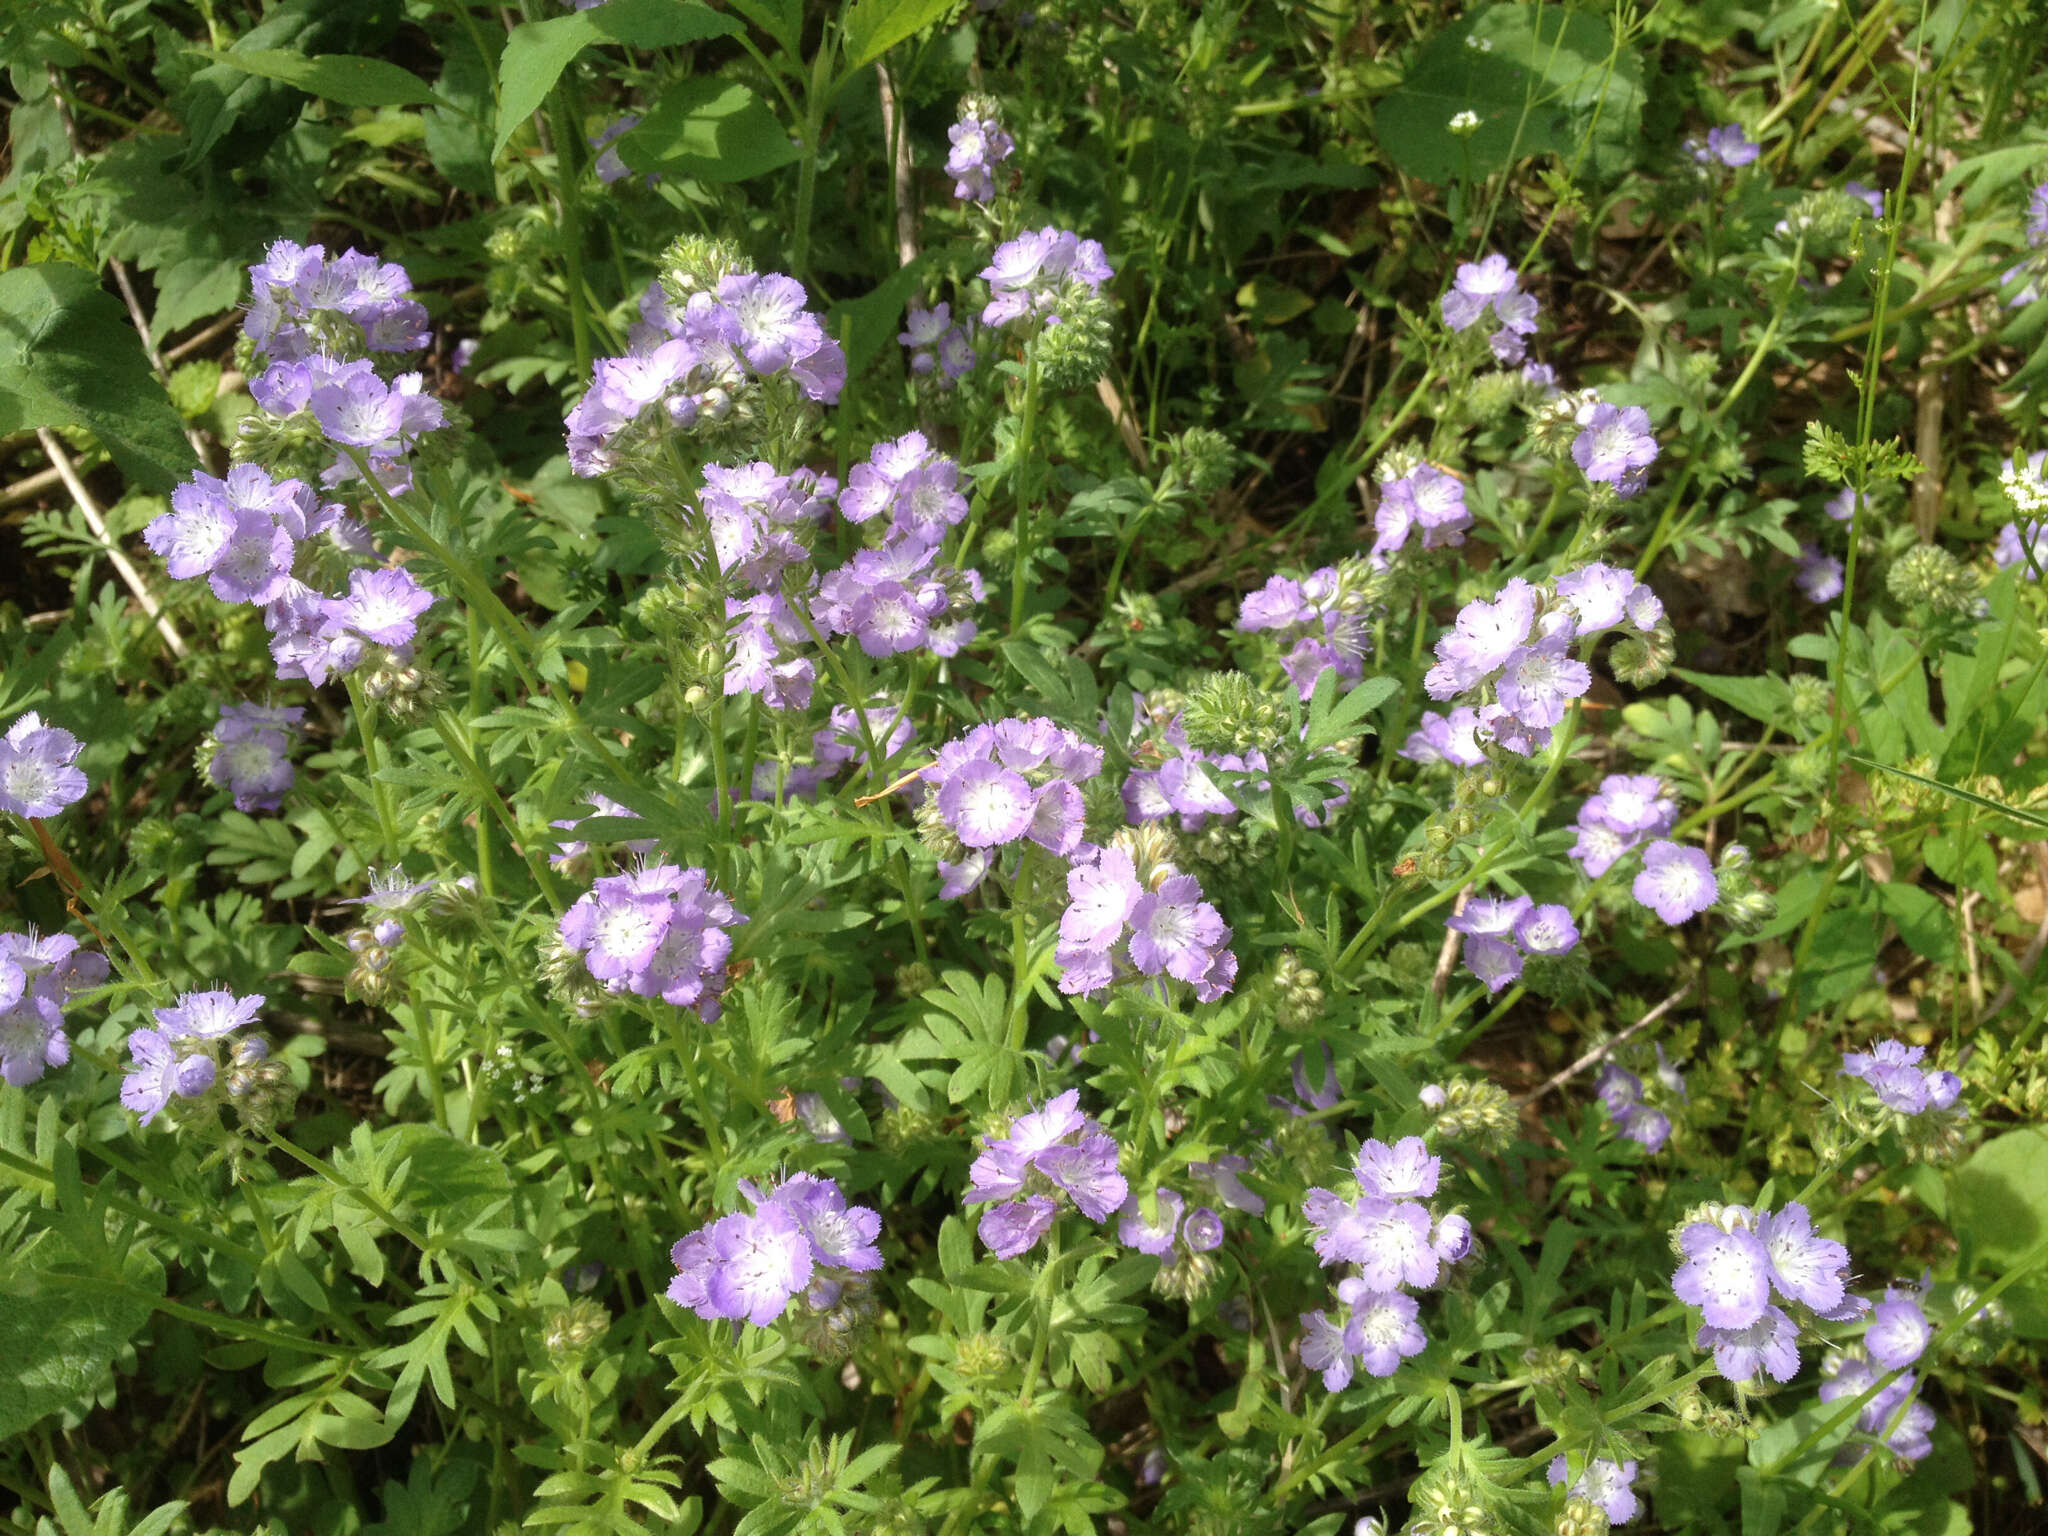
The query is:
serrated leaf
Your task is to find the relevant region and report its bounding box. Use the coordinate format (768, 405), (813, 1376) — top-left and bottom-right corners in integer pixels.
(0, 264), (197, 492)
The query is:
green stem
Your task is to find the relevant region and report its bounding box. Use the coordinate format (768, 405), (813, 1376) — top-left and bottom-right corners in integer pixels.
(346, 677), (404, 861)
(1008, 355), (1044, 636)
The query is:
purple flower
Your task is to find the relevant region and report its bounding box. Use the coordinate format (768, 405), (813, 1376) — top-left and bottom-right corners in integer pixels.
(1696, 1304), (1800, 1382)
(209, 703), (304, 813)
(1399, 707), (1488, 767)
(966, 1089), (1127, 1256)
(1847, 181), (1886, 219)
(1354, 1137), (1440, 1201)
(946, 114), (1014, 203)
(1514, 904), (1579, 956)
(1127, 876), (1231, 985)
(1757, 1203), (1851, 1313)
(154, 989), (264, 1041)
(1448, 894), (1533, 942)
(1582, 775), (1677, 839)
(1117, 1188), (1185, 1256)
(1866, 1291), (1931, 1370)
(1306, 1193), (1438, 1289)
(1440, 252), (1521, 332)
(1496, 637), (1592, 730)
(0, 713), (88, 818)
(980, 1195), (1060, 1259)
(980, 227), (1114, 330)
(1547, 1456), (1640, 1526)
(1795, 544), (1845, 604)
(666, 1174), (882, 1327)
(244, 239), (430, 361)
(1571, 404), (1659, 493)
(1673, 1221), (1773, 1328)
(120, 1028), (216, 1126)
(1820, 1351), (1934, 1465)
(1426, 578), (1538, 699)
(1430, 1212), (1474, 1265)
(591, 115), (654, 186)
(1840, 1039), (1958, 1116)
(0, 932), (105, 1086)
(1463, 936), (1523, 994)
(1597, 1064), (1671, 1152)
(1059, 846), (1144, 951)
(1631, 841), (1718, 924)
(1554, 563), (1650, 634)
(938, 760), (1037, 848)
(558, 862), (744, 1020)
(1373, 465), (1472, 555)
(1300, 1309), (1360, 1391)
(325, 567), (435, 650)
(1692, 124), (1760, 168)
(1342, 1282), (1428, 1376)
(1183, 1207), (1225, 1252)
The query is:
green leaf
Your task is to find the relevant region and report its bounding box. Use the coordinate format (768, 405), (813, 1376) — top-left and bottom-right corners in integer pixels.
(827, 252), (934, 377)
(1873, 883), (1958, 963)
(1952, 1129), (2048, 1337)
(1303, 673), (1399, 753)
(840, 0), (960, 74)
(494, 0), (739, 158)
(0, 264), (197, 492)
(617, 79), (800, 184)
(193, 48), (440, 107)
(1674, 669), (1792, 729)
(1375, 4), (1645, 185)
(0, 1234), (163, 1441)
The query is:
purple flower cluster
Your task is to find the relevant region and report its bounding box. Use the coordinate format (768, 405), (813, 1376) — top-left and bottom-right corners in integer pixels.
(700, 461), (837, 591)
(122, 988), (265, 1126)
(1120, 703), (1348, 835)
(667, 1173), (881, 1327)
(1839, 1039), (1964, 1117)
(1371, 464), (1473, 557)
(1237, 565), (1373, 699)
(1569, 773), (1677, 878)
(839, 432), (970, 542)
(920, 717), (1102, 856)
(1546, 1456), (1640, 1526)
(0, 712), (89, 818)
(945, 113), (1014, 203)
(244, 239), (430, 362)
(811, 537), (983, 664)
(966, 1089), (1127, 1258)
(1819, 1348), (1936, 1466)
(1439, 252), (1540, 363)
(1596, 1046), (1688, 1152)
(566, 275), (845, 476)
(898, 303), (977, 385)
(980, 227), (1114, 331)
(1298, 1136), (1472, 1389)
(144, 465), (342, 606)
(0, 931), (107, 1086)
(557, 862), (744, 1021)
(1055, 843), (1236, 1001)
(1450, 893), (1579, 994)
(253, 355), (448, 490)
(1671, 1202), (1868, 1382)
(1424, 566), (1663, 757)
(1571, 402), (1660, 499)
(1689, 124), (1760, 169)
(209, 702), (305, 812)
(146, 463), (432, 689)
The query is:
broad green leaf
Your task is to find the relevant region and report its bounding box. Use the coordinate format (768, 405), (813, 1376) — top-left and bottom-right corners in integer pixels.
(193, 48), (441, 107)
(1952, 1129), (2048, 1337)
(494, 0), (739, 158)
(1674, 668), (1792, 729)
(0, 1233), (163, 1441)
(841, 0), (960, 74)
(618, 80), (800, 184)
(1375, 4), (1644, 185)
(0, 264), (197, 492)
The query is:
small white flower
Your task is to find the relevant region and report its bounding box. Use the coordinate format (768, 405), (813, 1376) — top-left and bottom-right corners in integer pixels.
(1448, 110), (1481, 136)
